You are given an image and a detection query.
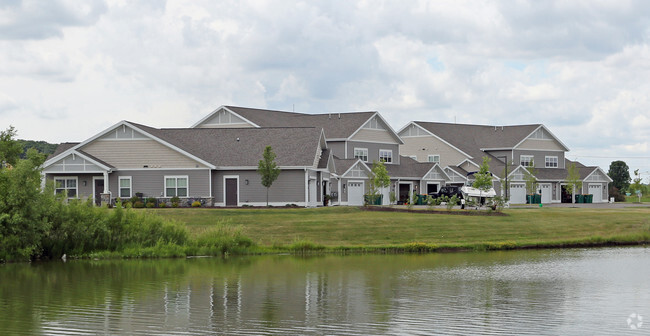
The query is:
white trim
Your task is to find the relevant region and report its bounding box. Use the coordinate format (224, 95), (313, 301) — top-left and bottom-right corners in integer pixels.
(164, 175), (189, 198)
(346, 180), (365, 206)
(514, 148), (565, 152)
(92, 176), (103, 204)
(399, 122), (473, 159)
(223, 175), (240, 206)
(347, 139), (401, 145)
(44, 149), (113, 172)
(341, 159), (372, 178)
(544, 156), (559, 168)
(458, 158), (480, 169)
(118, 176), (132, 199)
(53, 176), (79, 199)
(520, 155), (534, 167)
(443, 166), (469, 182)
(513, 125), (570, 152)
(348, 112), (404, 144)
(583, 167), (614, 183)
(427, 154), (440, 163)
(353, 147), (369, 162)
(191, 106), (261, 128)
(379, 148), (393, 164)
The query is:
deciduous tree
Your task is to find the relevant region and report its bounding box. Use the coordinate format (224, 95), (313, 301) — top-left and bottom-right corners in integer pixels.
(257, 146), (281, 206)
(608, 160), (631, 193)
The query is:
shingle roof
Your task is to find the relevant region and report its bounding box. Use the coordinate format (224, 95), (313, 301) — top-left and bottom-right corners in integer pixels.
(226, 106), (377, 139)
(129, 122), (324, 167)
(76, 149), (115, 169)
(49, 142), (78, 159)
(332, 156), (360, 175)
(386, 156), (437, 179)
(317, 149), (330, 169)
(414, 122), (541, 163)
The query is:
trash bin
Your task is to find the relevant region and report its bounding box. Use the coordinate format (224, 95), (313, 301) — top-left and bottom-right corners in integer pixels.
(526, 195), (533, 204)
(417, 194), (426, 205)
(534, 194), (542, 204)
(364, 195), (383, 205)
(584, 194), (593, 203)
(575, 194), (584, 203)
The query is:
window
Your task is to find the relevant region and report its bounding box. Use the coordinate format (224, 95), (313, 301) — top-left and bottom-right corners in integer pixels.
(520, 155), (534, 167)
(119, 177), (132, 198)
(545, 156), (558, 168)
(428, 155), (440, 163)
(379, 149), (393, 163)
(165, 176), (188, 197)
(354, 148), (368, 162)
(54, 177), (77, 198)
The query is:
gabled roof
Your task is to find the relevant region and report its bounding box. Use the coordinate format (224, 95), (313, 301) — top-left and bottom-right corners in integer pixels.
(132, 123), (326, 168)
(413, 121), (542, 165)
(194, 105), (401, 142)
(332, 156), (366, 176)
(49, 142), (78, 159)
(386, 156), (438, 179)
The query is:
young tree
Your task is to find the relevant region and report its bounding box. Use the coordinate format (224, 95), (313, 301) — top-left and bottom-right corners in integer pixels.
(565, 162), (583, 204)
(629, 169), (644, 203)
(472, 156), (493, 208)
(608, 160), (631, 193)
(368, 161), (391, 205)
(257, 146), (281, 206)
(524, 160), (539, 196)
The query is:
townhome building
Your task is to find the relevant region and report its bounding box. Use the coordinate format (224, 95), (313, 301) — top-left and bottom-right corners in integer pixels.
(398, 121), (612, 203)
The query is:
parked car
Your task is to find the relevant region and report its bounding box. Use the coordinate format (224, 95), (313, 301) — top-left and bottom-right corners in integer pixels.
(429, 186), (463, 201)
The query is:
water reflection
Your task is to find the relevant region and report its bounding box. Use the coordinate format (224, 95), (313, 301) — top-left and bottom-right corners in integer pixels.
(0, 248), (648, 335)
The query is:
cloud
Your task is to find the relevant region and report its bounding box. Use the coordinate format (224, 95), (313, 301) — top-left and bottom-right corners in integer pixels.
(0, 0), (107, 40)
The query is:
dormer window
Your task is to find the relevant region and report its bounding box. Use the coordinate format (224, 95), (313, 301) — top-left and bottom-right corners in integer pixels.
(520, 155), (534, 167)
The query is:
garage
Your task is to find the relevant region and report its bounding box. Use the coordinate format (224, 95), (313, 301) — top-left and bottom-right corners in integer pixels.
(347, 181), (364, 206)
(509, 183), (526, 204)
(588, 184), (602, 203)
(540, 184), (552, 203)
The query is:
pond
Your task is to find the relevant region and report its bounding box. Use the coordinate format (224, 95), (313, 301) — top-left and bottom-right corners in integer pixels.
(1, 247), (648, 335)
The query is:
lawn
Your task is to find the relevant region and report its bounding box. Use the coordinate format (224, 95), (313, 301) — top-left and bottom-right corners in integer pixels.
(149, 206), (650, 249)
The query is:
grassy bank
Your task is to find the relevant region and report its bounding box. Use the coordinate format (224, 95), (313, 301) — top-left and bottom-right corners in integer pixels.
(149, 206), (650, 253)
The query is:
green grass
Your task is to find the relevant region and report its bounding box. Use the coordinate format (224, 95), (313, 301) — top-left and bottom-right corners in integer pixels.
(625, 195), (650, 203)
(148, 206), (650, 252)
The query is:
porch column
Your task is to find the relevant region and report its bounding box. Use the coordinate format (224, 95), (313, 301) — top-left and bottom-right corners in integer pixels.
(103, 171), (109, 193)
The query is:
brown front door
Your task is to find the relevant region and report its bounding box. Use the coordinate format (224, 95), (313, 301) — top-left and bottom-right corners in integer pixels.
(225, 178), (238, 206)
(94, 179), (104, 206)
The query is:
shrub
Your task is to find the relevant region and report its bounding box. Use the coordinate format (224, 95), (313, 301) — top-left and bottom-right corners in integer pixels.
(191, 201), (201, 207)
(609, 186), (626, 202)
(129, 195), (141, 204)
(133, 201), (145, 208)
(145, 202), (155, 208)
(171, 196), (180, 208)
(191, 222), (254, 255)
(446, 195), (458, 211)
(159, 202), (167, 208)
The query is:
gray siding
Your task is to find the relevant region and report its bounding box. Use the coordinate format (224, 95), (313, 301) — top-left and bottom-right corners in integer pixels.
(512, 150), (565, 170)
(109, 169), (211, 199)
(213, 170), (306, 205)
(347, 141), (400, 165)
(484, 150), (512, 163)
(327, 141), (346, 159)
(46, 173), (101, 199)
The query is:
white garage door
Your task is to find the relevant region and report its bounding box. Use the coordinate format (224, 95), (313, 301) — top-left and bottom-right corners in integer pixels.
(509, 183), (526, 204)
(348, 181), (364, 206)
(540, 184), (552, 204)
(588, 184), (602, 203)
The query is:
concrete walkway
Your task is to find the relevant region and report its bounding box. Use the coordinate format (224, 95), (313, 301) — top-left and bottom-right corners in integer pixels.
(508, 202), (650, 209)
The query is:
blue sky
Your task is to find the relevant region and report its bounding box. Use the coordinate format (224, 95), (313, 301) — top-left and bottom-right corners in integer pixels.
(1, 0), (649, 178)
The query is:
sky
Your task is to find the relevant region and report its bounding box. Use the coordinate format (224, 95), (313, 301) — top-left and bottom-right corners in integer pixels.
(1, 0), (649, 178)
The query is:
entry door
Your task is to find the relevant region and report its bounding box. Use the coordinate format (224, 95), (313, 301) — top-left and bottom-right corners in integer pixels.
(347, 181), (364, 206)
(94, 179), (104, 206)
(540, 184), (552, 203)
(225, 178), (238, 206)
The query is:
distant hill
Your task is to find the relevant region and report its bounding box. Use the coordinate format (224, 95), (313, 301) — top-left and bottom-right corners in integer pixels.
(18, 140), (58, 159)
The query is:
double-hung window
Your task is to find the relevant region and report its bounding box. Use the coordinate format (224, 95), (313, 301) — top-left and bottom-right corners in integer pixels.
(545, 156), (558, 168)
(428, 155), (440, 163)
(165, 176), (188, 197)
(379, 149), (393, 163)
(520, 155), (534, 167)
(354, 148), (368, 162)
(119, 177), (132, 198)
(54, 177), (77, 198)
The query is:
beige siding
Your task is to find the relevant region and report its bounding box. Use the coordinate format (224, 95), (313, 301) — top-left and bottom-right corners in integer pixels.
(517, 138), (565, 151)
(351, 129), (399, 143)
(82, 140), (207, 169)
(400, 135), (468, 167)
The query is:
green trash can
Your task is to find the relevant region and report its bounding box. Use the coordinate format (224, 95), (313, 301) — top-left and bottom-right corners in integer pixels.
(534, 194), (542, 204)
(416, 194), (425, 205)
(526, 195), (533, 204)
(575, 194), (584, 203)
(584, 194), (593, 203)
(364, 195), (383, 205)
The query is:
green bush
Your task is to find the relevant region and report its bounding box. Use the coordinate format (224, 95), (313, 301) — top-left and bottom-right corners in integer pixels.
(146, 202), (155, 208)
(159, 202), (167, 208)
(133, 201), (145, 208)
(191, 201), (201, 207)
